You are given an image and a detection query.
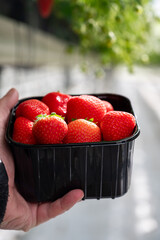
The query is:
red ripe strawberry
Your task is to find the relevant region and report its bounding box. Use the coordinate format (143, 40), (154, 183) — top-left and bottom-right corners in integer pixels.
(64, 119), (101, 144)
(12, 117), (36, 144)
(102, 100), (114, 112)
(37, 0), (54, 18)
(100, 111), (136, 141)
(16, 99), (50, 122)
(32, 113), (68, 144)
(42, 92), (71, 118)
(67, 95), (106, 125)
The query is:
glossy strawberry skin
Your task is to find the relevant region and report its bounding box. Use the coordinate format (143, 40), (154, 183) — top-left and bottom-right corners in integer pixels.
(42, 92), (72, 117)
(102, 100), (114, 112)
(32, 115), (68, 144)
(67, 95), (106, 125)
(64, 119), (102, 144)
(12, 117), (36, 144)
(16, 99), (50, 122)
(100, 111), (136, 141)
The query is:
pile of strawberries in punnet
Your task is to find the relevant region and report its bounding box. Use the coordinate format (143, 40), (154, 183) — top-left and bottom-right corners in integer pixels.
(12, 92), (136, 145)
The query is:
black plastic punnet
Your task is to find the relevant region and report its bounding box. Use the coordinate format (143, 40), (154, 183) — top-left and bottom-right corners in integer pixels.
(6, 93), (140, 202)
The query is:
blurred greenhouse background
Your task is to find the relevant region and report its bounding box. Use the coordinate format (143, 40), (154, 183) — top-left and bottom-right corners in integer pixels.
(0, 0), (160, 240)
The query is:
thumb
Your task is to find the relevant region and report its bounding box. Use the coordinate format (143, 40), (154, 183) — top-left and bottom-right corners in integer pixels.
(0, 89), (19, 185)
(0, 89), (19, 139)
(0, 88), (19, 123)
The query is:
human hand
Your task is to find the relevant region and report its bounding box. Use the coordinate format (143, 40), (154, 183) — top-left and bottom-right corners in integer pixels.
(0, 88), (84, 231)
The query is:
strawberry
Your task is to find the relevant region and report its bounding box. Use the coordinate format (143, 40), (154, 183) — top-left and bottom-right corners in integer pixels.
(16, 99), (50, 122)
(32, 113), (68, 144)
(67, 95), (106, 125)
(64, 119), (101, 144)
(12, 117), (36, 144)
(100, 111), (136, 141)
(42, 91), (71, 118)
(102, 100), (114, 112)
(37, 0), (54, 18)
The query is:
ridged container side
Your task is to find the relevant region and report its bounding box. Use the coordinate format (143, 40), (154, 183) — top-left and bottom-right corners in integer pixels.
(11, 140), (135, 202)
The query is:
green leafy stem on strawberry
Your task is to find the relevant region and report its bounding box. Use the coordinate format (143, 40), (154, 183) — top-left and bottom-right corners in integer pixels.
(35, 112), (65, 122)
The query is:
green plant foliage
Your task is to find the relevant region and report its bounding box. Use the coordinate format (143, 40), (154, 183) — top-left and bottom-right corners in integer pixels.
(50, 0), (159, 69)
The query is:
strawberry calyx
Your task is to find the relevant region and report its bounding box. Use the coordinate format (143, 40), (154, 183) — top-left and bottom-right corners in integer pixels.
(49, 112), (65, 120)
(34, 114), (47, 124)
(71, 118), (77, 122)
(71, 117), (98, 125)
(71, 117), (94, 122)
(86, 118), (94, 122)
(86, 118), (98, 125)
(35, 112), (65, 123)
